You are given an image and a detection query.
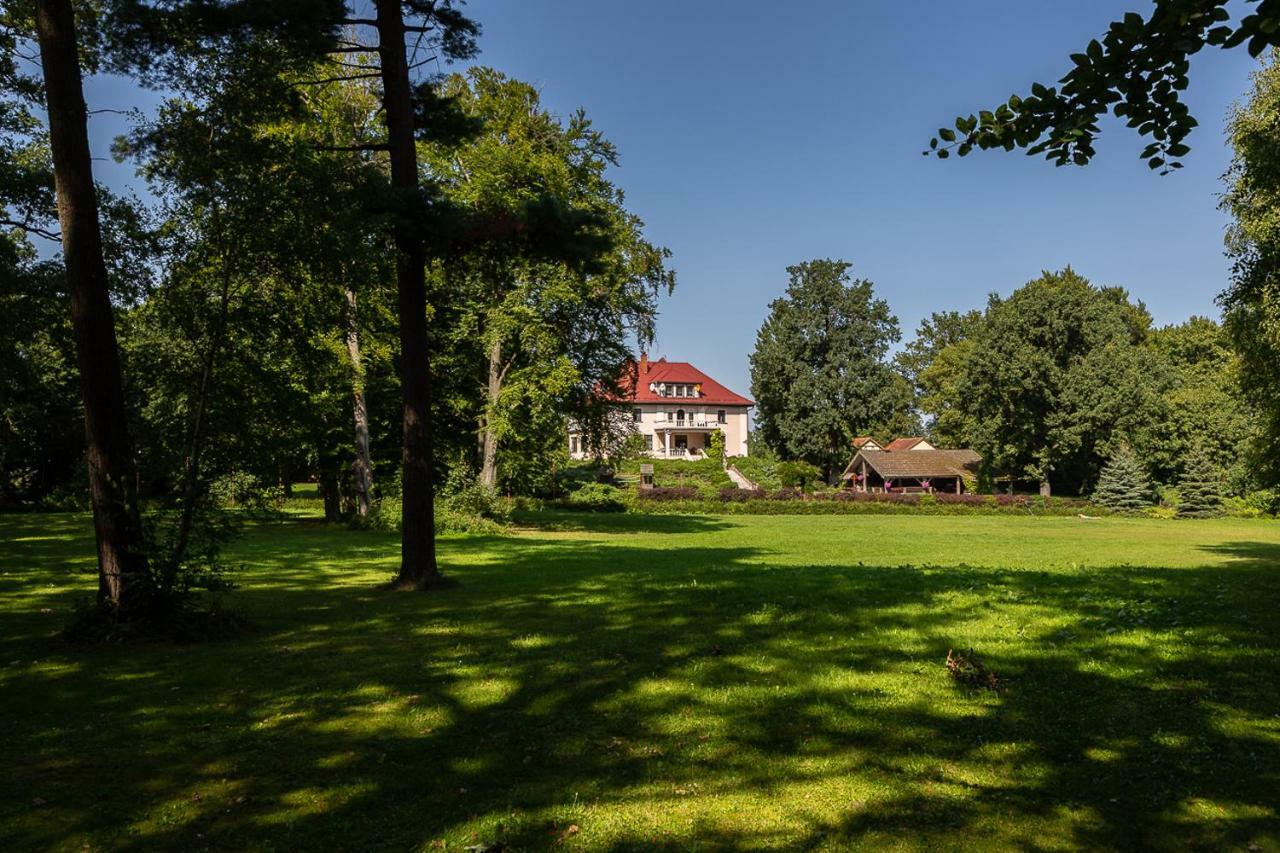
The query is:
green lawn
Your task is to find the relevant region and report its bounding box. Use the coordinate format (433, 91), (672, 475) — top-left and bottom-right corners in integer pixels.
(2, 511), (1279, 851)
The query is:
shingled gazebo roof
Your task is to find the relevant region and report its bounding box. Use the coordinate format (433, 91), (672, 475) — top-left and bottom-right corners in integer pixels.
(842, 448), (981, 481)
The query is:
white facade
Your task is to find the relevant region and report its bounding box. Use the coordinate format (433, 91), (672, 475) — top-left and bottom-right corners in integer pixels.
(568, 402), (750, 460)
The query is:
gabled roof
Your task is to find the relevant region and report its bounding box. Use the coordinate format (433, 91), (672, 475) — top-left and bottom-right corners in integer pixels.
(843, 448), (981, 481)
(623, 357), (754, 406)
(883, 437), (932, 451)
(852, 436), (882, 450)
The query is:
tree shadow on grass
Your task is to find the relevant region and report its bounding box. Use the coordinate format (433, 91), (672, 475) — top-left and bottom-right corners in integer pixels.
(510, 509), (736, 535)
(1, 522), (1278, 850)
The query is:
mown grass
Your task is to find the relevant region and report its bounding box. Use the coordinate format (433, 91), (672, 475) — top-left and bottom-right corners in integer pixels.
(1, 508), (1278, 850)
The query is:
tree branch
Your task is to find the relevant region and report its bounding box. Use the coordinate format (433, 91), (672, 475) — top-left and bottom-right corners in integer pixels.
(0, 218), (60, 241)
(294, 71), (383, 86)
(315, 142), (390, 152)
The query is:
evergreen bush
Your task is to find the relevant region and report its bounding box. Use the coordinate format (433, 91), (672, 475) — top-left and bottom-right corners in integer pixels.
(1092, 447), (1153, 513)
(1177, 452), (1225, 518)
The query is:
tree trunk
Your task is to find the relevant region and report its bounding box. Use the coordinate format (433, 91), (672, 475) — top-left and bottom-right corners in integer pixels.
(344, 284), (375, 518)
(1039, 479), (1052, 497)
(35, 0), (148, 609)
(479, 336), (501, 489)
(374, 0), (440, 588)
(319, 465), (341, 523)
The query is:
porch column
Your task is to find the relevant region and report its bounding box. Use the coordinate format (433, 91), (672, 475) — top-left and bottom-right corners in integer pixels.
(860, 460), (868, 493)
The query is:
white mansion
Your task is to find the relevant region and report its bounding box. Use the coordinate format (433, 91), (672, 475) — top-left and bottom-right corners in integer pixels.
(568, 354), (753, 459)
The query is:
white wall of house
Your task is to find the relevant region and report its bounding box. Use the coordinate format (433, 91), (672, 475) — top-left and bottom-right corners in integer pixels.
(568, 403), (751, 460)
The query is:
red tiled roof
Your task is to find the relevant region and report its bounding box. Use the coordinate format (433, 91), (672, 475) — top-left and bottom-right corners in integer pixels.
(884, 437), (927, 451)
(852, 436), (881, 449)
(621, 357), (753, 406)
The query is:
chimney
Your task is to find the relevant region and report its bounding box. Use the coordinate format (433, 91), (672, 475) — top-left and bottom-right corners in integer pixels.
(639, 352), (648, 375)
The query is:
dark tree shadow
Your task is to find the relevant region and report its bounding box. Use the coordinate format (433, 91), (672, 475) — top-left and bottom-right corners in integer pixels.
(1, 517), (1278, 850)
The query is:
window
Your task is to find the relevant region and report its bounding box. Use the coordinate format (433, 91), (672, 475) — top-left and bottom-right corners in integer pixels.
(632, 408), (643, 423)
(675, 384), (685, 397)
(666, 411), (674, 423)
(570, 436), (579, 454)
(676, 409), (685, 423)
(717, 409), (727, 424)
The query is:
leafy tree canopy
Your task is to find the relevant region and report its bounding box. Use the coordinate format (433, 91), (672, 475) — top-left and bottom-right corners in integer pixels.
(928, 0), (1280, 173)
(750, 259), (908, 480)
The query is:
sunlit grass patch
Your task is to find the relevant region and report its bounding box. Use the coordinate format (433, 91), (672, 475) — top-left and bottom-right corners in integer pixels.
(1, 511), (1278, 849)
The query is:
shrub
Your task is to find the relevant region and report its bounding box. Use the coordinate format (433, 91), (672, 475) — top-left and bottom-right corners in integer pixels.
(771, 487), (803, 501)
(1177, 451), (1225, 519)
(832, 489), (867, 502)
(730, 454), (782, 490)
(1240, 488), (1280, 516)
(1092, 447), (1154, 513)
(718, 487), (765, 502)
(934, 493), (989, 506)
(637, 486), (699, 501)
(567, 482), (627, 512)
(369, 469), (511, 534)
(435, 509), (508, 535)
(443, 483), (510, 523)
(777, 461), (823, 490)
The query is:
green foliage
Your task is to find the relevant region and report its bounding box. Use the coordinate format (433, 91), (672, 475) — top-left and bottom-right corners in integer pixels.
(730, 451), (782, 491)
(0, 239), (81, 505)
(368, 469), (510, 535)
(929, 2), (1280, 171)
(1222, 51), (1280, 486)
(1177, 451), (1226, 519)
(1092, 447), (1153, 513)
(776, 460), (823, 490)
(750, 260), (911, 480)
(565, 481), (627, 512)
(423, 67), (672, 480)
(617, 456), (731, 496)
(705, 429), (727, 461)
(897, 310), (985, 446)
(440, 466), (511, 525)
(1136, 317), (1257, 488)
(958, 268), (1167, 495)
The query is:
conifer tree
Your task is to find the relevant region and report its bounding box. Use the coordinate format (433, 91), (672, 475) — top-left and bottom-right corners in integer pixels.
(1177, 451), (1225, 519)
(1092, 446), (1152, 513)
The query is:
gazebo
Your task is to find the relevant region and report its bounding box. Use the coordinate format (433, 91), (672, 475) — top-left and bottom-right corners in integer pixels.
(841, 448), (981, 494)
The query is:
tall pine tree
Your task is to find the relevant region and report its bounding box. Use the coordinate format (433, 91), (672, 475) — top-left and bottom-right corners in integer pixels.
(1092, 446), (1152, 513)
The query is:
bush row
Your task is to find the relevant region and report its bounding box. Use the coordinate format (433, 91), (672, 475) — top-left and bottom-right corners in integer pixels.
(537, 483), (1109, 517)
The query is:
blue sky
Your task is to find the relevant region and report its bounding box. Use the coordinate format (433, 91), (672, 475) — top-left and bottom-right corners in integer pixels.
(83, 1), (1262, 403)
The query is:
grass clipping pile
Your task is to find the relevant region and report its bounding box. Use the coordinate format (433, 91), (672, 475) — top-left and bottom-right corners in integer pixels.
(946, 648), (1002, 692)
